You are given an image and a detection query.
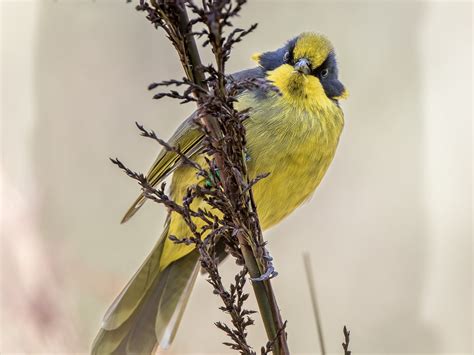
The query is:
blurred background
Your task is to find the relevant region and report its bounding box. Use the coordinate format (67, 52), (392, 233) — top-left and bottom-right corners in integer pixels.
(1, 0), (472, 354)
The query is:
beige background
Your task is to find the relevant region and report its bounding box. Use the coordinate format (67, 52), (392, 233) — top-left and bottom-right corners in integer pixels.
(1, 0), (472, 354)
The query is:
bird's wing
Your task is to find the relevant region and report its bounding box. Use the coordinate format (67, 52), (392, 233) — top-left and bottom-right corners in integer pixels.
(121, 113), (203, 223)
(121, 67), (265, 223)
(229, 67), (265, 83)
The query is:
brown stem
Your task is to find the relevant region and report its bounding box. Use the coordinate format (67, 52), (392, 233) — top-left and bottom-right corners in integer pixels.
(174, 2), (207, 90)
(156, 1), (289, 353)
(238, 237), (289, 354)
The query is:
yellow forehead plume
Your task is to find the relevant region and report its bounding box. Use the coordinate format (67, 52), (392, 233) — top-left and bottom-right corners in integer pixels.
(251, 52), (261, 63)
(293, 33), (333, 68)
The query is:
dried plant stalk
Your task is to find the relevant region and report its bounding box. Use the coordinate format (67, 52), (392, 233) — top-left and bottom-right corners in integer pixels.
(342, 326), (351, 355)
(118, 0), (289, 353)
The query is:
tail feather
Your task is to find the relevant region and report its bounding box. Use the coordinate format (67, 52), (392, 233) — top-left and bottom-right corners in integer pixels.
(92, 223), (200, 354)
(154, 253), (199, 348)
(101, 225), (165, 331)
(126, 251), (199, 353)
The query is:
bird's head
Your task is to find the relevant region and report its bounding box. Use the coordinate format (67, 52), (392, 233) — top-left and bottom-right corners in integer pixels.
(253, 33), (348, 109)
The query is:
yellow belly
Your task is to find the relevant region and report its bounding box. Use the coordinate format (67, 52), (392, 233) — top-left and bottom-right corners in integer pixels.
(160, 92), (344, 269)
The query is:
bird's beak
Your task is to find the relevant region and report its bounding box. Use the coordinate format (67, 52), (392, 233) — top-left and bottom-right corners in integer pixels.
(294, 58), (311, 75)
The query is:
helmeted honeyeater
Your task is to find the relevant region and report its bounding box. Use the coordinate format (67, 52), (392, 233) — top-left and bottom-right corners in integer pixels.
(92, 32), (347, 354)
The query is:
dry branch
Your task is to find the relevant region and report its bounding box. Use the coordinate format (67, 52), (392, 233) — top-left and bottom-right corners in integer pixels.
(119, 0), (289, 353)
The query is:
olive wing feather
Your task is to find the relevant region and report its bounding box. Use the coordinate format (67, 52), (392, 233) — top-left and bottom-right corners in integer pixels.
(121, 113), (204, 223)
(121, 67), (265, 224)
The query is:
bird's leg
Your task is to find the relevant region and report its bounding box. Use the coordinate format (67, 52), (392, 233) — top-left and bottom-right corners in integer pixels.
(250, 246), (278, 282)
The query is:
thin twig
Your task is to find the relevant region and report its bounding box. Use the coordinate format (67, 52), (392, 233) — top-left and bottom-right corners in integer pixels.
(342, 326), (351, 355)
(303, 252), (326, 355)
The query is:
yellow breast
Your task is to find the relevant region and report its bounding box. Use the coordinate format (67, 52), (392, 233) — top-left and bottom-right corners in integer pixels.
(160, 80), (344, 269)
(238, 86), (344, 228)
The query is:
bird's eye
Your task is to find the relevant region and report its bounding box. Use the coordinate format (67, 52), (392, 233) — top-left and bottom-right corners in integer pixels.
(283, 51), (290, 63)
(321, 68), (329, 79)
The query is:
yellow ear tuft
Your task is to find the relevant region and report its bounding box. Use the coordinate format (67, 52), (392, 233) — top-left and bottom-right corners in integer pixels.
(333, 88), (349, 100)
(251, 52), (261, 63)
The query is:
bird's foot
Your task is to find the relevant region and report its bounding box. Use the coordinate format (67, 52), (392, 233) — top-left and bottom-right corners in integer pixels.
(250, 248), (278, 282)
(250, 265), (278, 282)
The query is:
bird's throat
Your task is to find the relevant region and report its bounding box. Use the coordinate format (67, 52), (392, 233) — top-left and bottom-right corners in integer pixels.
(266, 64), (335, 112)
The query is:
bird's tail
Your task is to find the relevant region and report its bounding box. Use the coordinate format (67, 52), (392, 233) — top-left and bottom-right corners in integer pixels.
(92, 221), (200, 354)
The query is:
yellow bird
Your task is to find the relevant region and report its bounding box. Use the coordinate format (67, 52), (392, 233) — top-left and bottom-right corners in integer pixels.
(92, 32), (347, 354)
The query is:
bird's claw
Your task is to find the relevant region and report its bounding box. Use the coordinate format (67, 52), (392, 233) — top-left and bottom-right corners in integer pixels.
(250, 249), (278, 282)
(263, 253), (273, 262)
(250, 265), (278, 282)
